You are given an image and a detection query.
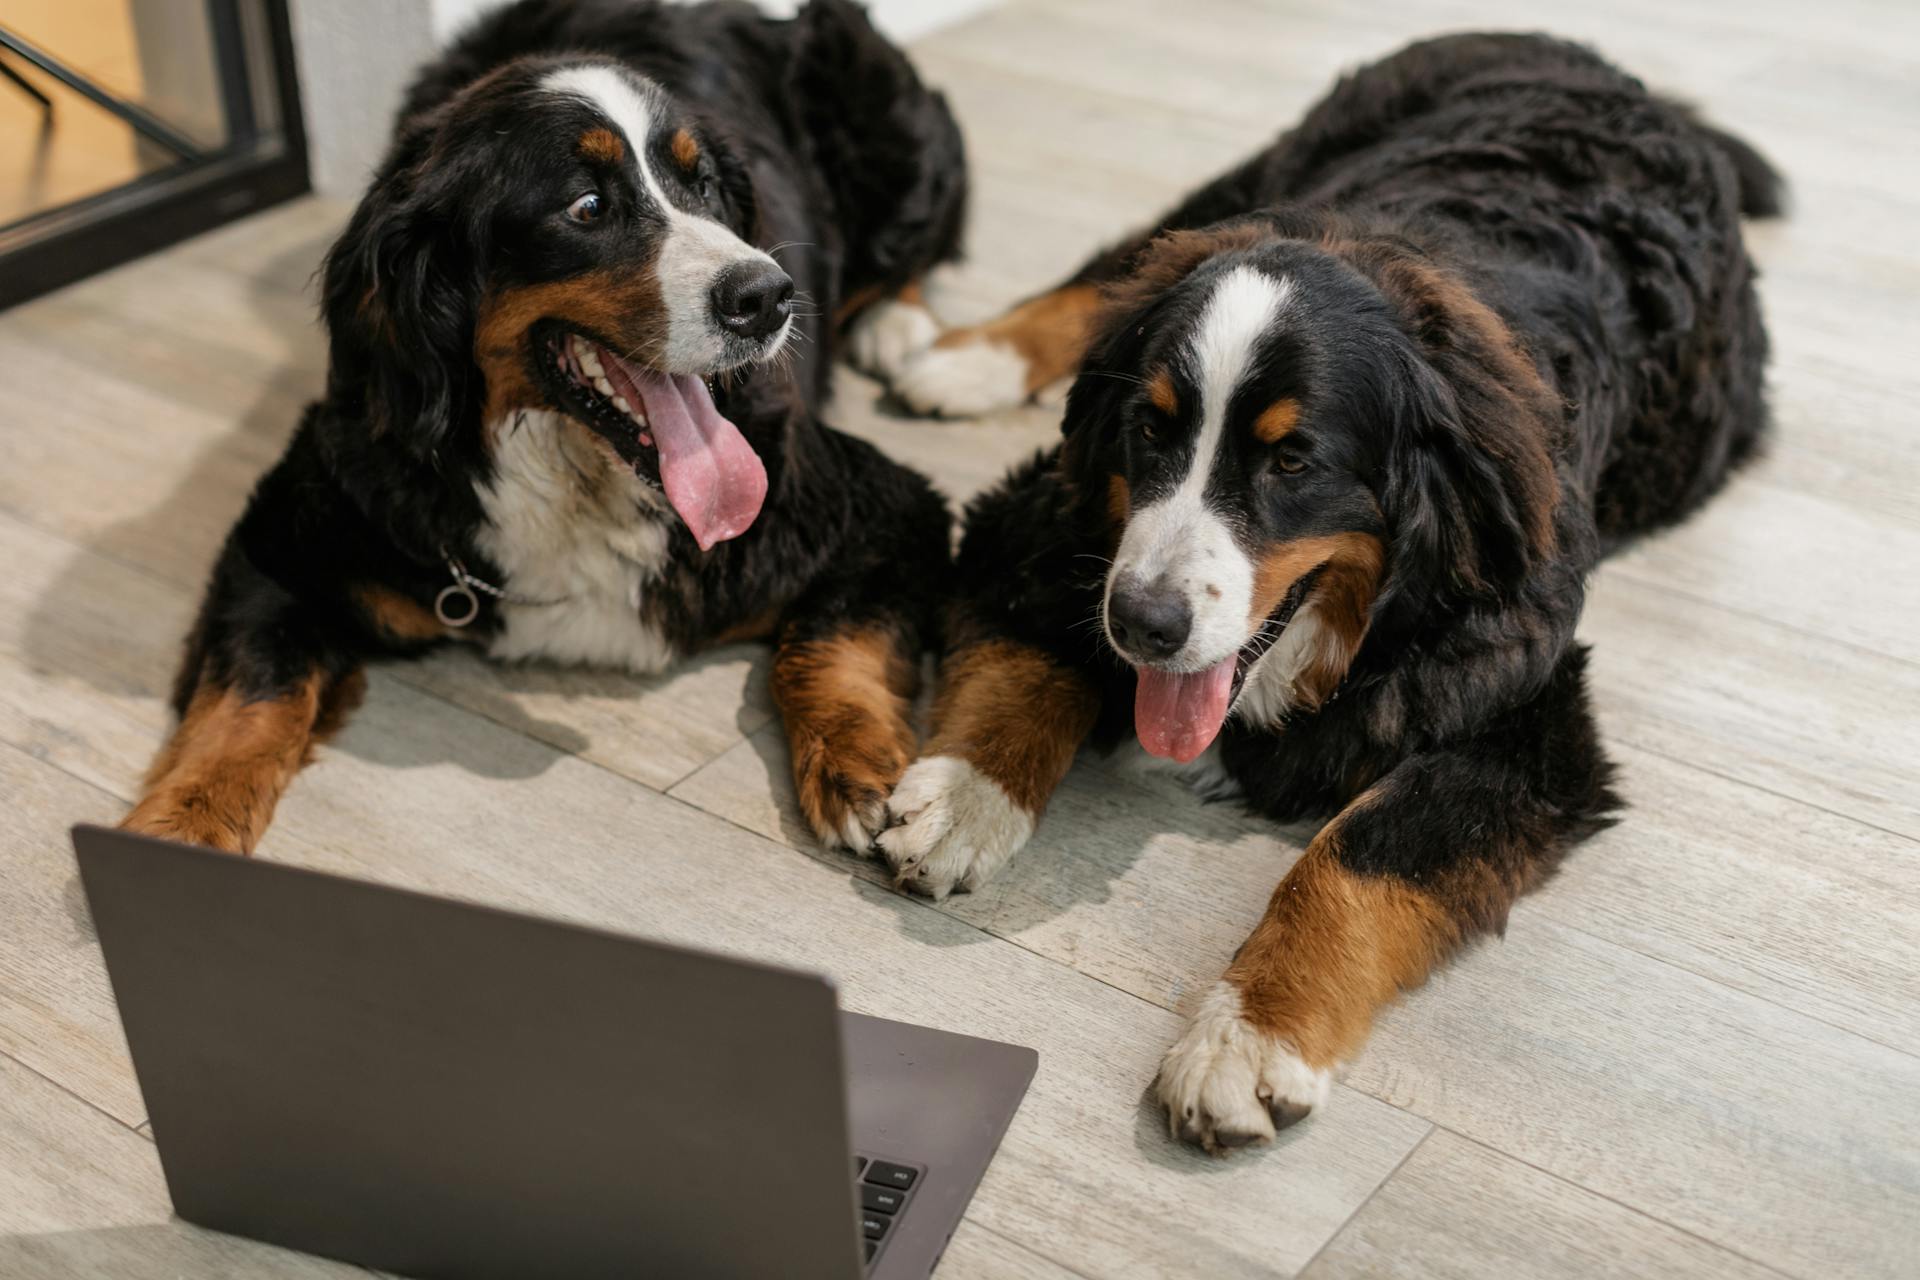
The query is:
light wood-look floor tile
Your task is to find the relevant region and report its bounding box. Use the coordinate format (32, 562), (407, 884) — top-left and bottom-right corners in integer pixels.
(0, 1053), (361, 1277)
(1297, 1131), (1785, 1280)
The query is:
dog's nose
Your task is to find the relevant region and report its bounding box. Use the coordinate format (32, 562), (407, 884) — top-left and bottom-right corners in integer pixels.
(710, 260), (794, 341)
(1108, 581), (1192, 663)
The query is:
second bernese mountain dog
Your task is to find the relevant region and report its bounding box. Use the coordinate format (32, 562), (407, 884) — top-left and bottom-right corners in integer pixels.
(863, 34), (1781, 1150)
(121, 0), (967, 855)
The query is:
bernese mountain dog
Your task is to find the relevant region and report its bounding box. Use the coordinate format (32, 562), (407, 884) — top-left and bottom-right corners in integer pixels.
(120, 0), (968, 856)
(862, 34), (1781, 1151)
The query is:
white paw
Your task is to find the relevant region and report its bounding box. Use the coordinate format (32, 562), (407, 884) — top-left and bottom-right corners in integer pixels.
(845, 298), (941, 380)
(892, 339), (1030, 418)
(875, 755), (1034, 899)
(1155, 980), (1331, 1153)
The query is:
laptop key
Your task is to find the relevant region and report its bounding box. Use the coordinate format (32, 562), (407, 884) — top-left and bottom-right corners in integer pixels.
(864, 1160), (918, 1190)
(862, 1183), (906, 1215)
(860, 1212), (891, 1240)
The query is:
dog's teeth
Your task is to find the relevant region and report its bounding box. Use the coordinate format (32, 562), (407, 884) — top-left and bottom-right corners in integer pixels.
(579, 344), (605, 378)
(594, 375), (615, 397)
(613, 395), (632, 414)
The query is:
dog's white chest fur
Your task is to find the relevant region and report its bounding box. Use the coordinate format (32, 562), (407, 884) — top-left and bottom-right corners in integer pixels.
(474, 411), (678, 673)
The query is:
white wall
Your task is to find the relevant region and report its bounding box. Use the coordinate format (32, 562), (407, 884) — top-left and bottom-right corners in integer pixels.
(288, 0), (442, 195)
(291, 0), (994, 197)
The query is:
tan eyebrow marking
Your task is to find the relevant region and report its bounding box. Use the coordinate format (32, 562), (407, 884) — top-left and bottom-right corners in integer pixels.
(578, 127), (624, 164)
(671, 127), (700, 171)
(1253, 398), (1302, 443)
(1145, 366), (1179, 416)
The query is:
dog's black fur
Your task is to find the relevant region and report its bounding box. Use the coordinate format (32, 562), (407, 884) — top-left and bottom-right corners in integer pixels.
(125, 0), (967, 854)
(881, 33), (1779, 1148)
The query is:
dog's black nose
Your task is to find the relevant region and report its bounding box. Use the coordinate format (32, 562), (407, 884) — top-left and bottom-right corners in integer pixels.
(1109, 581), (1191, 662)
(711, 260), (794, 341)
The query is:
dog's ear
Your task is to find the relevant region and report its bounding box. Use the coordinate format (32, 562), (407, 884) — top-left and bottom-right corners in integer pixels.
(705, 129), (759, 241)
(1338, 239), (1561, 600)
(319, 126), (488, 458)
(1058, 300), (1149, 450)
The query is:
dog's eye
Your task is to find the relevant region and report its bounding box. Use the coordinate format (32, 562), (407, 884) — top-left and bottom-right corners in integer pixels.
(566, 192), (604, 224)
(1273, 451), (1308, 476)
(1139, 417), (1159, 445)
(697, 174), (717, 205)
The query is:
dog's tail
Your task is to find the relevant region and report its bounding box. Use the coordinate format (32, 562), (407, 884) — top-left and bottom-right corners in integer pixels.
(1703, 122), (1786, 218)
(1671, 104), (1786, 218)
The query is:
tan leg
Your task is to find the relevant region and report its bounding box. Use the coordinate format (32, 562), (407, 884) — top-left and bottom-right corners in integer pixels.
(772, 625), (921, 853)
(122, 667), (364, 854)
(1155, 712), (1589, 1154)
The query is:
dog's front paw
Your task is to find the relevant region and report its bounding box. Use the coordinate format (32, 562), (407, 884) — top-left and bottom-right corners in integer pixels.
(845, 297), (941, 381)
(875, 755), (1034, 899)
(1155, 980), (1331, 1154)
(790, 732), (911, 855)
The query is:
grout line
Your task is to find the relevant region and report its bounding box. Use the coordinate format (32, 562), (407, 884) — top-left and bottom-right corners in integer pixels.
(1539, 912), (1920, 1063)
(1607, 735), (1919, 846)
(1601, 558), (1920, 673)
(970, 1218), (1103, 1279)
(1436, 1127), (1809, 1280)
(1292, 1127), (1434, 1277)
(0, 1042), (146, 1139)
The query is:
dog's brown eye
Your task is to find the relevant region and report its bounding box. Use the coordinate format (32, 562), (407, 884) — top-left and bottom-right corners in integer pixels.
(1274, 452), (1308, 476)
(697, 175), (717, 204)
(1140, 418), (1159, 444)
(566, 192), (604, 224)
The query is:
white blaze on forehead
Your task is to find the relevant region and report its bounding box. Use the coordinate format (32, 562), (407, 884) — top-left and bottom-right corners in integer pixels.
(539, 63), (786, 373)
(1107, 265), (1293, 672)
(1191, 266), (1293, 445)
(542, 64), (658, 185)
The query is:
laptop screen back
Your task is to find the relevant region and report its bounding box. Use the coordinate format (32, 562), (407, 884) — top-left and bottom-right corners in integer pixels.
(74, 826), (864, 1280)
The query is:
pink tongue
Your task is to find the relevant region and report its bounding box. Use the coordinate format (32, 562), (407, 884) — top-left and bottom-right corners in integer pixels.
(1134, 655), (1237, 763)
(601, 351), (768, 550)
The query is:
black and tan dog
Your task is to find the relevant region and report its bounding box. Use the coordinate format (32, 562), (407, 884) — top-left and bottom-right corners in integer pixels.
(123, 0), (968, 855)
(864, 34), (1779, 1150)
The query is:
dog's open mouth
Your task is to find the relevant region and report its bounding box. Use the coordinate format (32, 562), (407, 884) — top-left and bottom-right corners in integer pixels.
(1133, 565), (1324, 764)
(537, 325), (768, 551)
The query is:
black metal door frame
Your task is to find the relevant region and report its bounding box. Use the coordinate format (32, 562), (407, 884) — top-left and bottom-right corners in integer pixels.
(0, 0), (309, 310)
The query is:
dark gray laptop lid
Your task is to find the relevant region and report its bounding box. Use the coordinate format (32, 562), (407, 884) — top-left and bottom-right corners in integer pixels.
(74, 825), (865, 1280)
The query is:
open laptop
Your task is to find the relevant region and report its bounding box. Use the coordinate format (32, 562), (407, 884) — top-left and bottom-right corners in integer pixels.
(72, 825), (1036, 1279)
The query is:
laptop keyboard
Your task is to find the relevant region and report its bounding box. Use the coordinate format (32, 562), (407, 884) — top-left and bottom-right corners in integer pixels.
(853, 1155), (923, 1269)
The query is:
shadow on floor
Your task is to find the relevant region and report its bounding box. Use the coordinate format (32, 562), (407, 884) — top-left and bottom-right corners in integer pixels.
(742, 727), (1307, 948)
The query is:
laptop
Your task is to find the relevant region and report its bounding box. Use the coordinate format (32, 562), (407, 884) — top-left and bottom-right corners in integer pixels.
(72, 825), (1037, 1279)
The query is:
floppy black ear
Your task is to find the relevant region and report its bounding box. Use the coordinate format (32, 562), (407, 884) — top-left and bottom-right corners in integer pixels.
(1378, 350), (1546, 602)
(319, 130), (489, 459)
(704, 130), (760, 240)
(1319, 229), (1562, 604)
(1058, 303), (1149, 448)
(1362, 260), (1562, 603)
